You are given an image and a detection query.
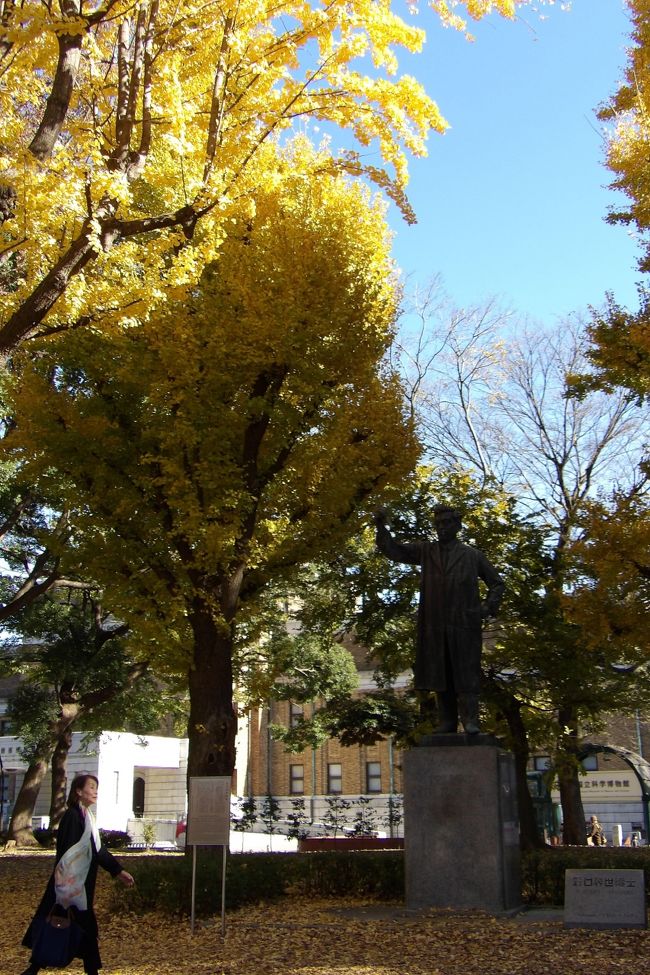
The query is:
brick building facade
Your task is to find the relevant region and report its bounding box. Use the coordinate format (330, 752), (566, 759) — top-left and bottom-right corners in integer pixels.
(239, 639), (407, 834)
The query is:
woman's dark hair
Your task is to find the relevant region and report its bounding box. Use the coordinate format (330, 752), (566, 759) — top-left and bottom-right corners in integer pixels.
(67, 773), (99, 808)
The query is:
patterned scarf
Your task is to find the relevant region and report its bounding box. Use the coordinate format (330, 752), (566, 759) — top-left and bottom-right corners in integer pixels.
(54, 806), (101, 910)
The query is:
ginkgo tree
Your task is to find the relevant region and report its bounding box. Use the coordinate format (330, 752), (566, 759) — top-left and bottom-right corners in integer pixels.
(565, 490), (650, 662)
(585, 0), (650, 400)
(3, 155), (419, 780)
(0, 0), (544, 354)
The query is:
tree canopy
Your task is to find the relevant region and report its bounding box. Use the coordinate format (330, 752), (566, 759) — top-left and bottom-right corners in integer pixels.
(582, 0), (650, 400)
(565, 490), (650, 660)
(0, 590), (177, 843)
(2, 162), (419, 778)
(0, 0), (544, 354)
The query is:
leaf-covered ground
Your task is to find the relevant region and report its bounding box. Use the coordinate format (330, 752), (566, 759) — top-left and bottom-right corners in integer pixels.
(3, 852), (650, 975)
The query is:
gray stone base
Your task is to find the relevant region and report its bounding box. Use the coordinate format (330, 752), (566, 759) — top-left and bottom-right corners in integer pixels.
(403, 744), (522, 912)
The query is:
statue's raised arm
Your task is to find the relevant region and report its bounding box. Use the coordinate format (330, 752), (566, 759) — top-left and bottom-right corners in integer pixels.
(373, 509), (423, 566)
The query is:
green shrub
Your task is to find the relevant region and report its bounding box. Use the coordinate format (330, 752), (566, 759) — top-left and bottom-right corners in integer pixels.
(111, 852), (294, 916)
(293, 851), (403, 899)
(142, 822), (157, 847)
(99, 829), (131, 849)
(33, 826), (130, 849)
(110, 850), (403, 916)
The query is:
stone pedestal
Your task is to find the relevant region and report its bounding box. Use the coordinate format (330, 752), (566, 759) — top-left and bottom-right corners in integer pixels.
(403, 740), (521, 913)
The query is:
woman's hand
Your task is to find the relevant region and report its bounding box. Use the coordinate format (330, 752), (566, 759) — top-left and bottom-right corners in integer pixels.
(117, 870), (135, 887)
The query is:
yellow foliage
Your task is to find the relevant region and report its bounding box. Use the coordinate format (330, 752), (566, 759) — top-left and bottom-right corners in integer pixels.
(0, 0), (544, 351)
(577, 0), (650, 399)
(599, 0), (650, 263)
(4, 150), (419, 669)
(565, 494), (650, 657)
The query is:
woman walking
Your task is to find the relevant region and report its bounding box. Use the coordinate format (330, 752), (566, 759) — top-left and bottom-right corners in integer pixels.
(21, 773), (135, 975)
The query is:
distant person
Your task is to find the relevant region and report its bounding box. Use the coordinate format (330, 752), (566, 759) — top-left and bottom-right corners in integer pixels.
(587, 815), (607, 847)
(21, 773), (135, 975)
(374, 505), (505, 734)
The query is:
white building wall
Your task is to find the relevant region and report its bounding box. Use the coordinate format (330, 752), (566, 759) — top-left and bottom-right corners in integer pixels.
(1, 731), (189, 832)
(96, 732), (187, 830)
(234, 707), (250, 796)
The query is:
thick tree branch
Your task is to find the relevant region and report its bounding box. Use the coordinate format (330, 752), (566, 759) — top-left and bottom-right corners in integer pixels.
(0, 508), (75, 621)
(28, 30), (83, 161)
(0, 0), (16, 62)
(0, 213), (107, 352)
(0, 493), (34, 542)
(77, 659), (150, 712)
(28, 0), (124, 160)
(203, 14), (235, 184)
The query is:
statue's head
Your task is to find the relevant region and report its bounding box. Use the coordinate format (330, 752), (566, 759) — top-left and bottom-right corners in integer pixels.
(433, 505), (462, 543)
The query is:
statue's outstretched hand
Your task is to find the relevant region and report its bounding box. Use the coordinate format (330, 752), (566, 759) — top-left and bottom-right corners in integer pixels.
(373, 508), (389, 527)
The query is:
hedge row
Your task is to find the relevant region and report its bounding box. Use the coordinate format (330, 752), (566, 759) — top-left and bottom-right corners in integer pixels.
(109, 847), (650, 917)
(29, 828), (132, 849)
(523, 846), (650, 906)
(109, 850), (404, 915)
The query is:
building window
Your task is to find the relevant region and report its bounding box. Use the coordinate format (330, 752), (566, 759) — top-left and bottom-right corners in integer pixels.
(290, 764), (304, 795)
(581, 755), (598, 771)
(534, 756), (551, 772)
(327, 763), (342, 794)
(366, 761), (382, 794)
(289, 703), (304, 728)
(0, 718), (11, 734)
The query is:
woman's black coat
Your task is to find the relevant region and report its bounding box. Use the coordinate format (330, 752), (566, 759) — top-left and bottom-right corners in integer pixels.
(22, 804), (123, 970)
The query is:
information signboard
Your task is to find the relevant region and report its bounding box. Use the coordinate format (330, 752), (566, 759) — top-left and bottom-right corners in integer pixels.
(186, 776), (231, 936)
(187, 776), (231, 846)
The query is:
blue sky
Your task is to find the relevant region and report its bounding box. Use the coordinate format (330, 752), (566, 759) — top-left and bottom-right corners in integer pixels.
(388, 0), (641, 322)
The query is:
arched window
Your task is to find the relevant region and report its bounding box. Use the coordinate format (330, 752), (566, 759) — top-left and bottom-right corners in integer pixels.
(133, 776), (145, 818)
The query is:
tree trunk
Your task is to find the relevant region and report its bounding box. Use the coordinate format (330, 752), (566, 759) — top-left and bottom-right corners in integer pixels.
(502, 703), (544, 851)
(186, 599), (238, 781)
(28, 32), (83, 161)
(557, 708), (587, 846)
(484, 677), (544, 850)
(7, 754), (50, 846)
(558, 765), (586, 845)
(513, 747), (544, 849)
(49, 727), (73, 833)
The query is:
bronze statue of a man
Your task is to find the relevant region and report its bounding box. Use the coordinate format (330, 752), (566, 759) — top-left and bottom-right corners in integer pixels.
(374, 506), (505, 735)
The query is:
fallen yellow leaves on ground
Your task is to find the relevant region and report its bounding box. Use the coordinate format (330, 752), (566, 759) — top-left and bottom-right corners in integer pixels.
(3, 853), (650, 975)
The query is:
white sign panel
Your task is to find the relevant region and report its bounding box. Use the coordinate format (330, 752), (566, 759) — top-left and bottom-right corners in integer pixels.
(186, 776), (231, 846)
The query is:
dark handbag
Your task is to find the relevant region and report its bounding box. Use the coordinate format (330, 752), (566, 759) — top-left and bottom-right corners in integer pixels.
(31, 905), (84, 968)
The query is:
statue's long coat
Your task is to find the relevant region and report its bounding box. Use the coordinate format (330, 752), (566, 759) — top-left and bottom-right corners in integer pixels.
(376, 523), (505, 694)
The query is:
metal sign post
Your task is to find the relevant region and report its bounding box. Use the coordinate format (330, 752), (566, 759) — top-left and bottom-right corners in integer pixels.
(187, 776), (231, 936)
